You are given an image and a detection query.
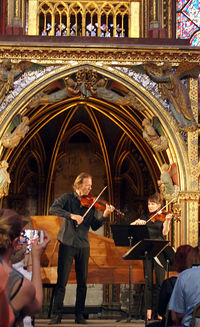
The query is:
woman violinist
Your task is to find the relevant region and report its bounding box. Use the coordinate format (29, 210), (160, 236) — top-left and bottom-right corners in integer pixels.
(130, 192), (173, 321)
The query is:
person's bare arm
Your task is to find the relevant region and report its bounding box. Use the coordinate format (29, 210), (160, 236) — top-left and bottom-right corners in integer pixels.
(30, 230), (50, 309)
(130, 219), (146, 225)
(0, 265), (14, 327)
(162, 213), (172, 236)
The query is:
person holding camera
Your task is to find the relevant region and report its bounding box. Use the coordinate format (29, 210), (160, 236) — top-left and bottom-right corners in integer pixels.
(0, 208), (50, 327)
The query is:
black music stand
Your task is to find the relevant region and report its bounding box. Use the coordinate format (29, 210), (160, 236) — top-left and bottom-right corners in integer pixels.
(111, 224), (150, 246)
(111, 224), (150, 323)
(157, 245), (176, 277)
(122, 238), (169, 326)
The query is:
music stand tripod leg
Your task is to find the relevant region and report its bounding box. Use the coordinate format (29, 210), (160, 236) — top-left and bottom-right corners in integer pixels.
(126, 257), (133, 322)
(116, 236), (134, 323)
(144, 250), (149, 327)
(126, 236), (135, 323)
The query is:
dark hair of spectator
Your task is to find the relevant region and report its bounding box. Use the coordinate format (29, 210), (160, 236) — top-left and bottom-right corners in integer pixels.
(0, 209), (22, 254)
(174, 244), (193, 273)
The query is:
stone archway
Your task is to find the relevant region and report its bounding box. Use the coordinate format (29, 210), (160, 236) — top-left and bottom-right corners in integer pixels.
(0, 62), (198, 246)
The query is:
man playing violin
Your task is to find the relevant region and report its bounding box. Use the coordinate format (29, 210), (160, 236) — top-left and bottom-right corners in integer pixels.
(131, 192), (173, 321)
(49, 172), (114, 325)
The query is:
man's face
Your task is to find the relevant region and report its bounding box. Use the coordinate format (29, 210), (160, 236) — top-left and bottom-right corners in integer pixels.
(148, 201), (161, 213)
(78, 177), (92, 196)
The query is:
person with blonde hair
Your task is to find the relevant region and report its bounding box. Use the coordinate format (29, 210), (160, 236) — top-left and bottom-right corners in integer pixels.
(49, 172), (114, 324)
(0, 208), (50, 326)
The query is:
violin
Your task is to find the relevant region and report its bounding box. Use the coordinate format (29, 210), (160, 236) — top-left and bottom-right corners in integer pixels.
(147, 209), (181, 223)
(149, 210), (172, 222)
(81, 194), (124, 216)
(145, 196), (181, 223)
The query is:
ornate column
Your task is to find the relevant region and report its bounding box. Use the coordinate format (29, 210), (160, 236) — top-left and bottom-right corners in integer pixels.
(167, 0), (173, 38)
(28, 0), (38, 35)
(148, 0), (166, 38)
(0, 0), (6, 34)
(6, 0), (24, 34)
(130, 2), (140, 38)
(12, 0), (23, 34)
(148, 0), (159, 37)
(179, 78), (200, 246)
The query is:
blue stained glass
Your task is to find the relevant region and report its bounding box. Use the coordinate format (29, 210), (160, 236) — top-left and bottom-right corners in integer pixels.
(176, 0), (200, 46)
(190, 31), (200, 45)
(177, 0), (190, 10)
(183, 0), (200, 27)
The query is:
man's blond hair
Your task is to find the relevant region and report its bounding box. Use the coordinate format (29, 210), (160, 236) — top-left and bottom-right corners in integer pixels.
(73, 172), (92, 191)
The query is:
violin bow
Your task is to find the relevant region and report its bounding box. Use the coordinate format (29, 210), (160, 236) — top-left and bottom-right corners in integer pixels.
(82, 186), (107, 219)
(146, 196), (178, 223)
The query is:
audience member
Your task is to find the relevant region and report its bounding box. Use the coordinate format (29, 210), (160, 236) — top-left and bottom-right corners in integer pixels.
(0, 209), (50, 326)
(158, 244), (193, 327)
(169, 246), (200, 327)
(0, 257), (15, 327)
(11, 246), (33, 327)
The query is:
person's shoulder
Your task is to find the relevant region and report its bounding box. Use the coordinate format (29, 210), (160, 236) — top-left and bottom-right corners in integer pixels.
(57, 192), (74, 199)
(177, 267), (195, 280)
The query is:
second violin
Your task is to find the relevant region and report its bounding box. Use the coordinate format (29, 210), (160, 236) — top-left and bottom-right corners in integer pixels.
(149, 209), (172, 222)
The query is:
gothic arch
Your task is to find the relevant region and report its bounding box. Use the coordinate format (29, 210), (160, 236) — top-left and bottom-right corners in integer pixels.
(0, 62), (190, 182)
(0, 62), (194, 244)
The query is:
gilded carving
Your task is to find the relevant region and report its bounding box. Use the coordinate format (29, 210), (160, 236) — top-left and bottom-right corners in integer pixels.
(0, 160), (11, 198)
(179, 192), (200, 201)
(27, 68), (146, 110)
(0, 44), (200, 64)
(142, 117), (169, 151)
(1, 115), (30, 149)
(157, 163), (179, 201)
(0, 59), (22, 105)
(138, 62), (199, 131)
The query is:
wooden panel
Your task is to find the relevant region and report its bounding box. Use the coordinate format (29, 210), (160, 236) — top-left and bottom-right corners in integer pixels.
(31, 215), (145, 285)
(31, 215), (62, 267)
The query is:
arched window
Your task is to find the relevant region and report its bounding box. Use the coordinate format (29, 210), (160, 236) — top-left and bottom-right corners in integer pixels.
(85, 2), (98, 36)
(176, 0), (200, 46)
(39, 2), (53, 35)
(54, 3), (68, 36)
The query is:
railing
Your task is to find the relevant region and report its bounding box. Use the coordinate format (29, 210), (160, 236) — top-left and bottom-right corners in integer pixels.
(37, 1), (131, 37)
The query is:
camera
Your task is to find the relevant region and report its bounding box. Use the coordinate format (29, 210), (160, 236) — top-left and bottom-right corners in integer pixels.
(18, 229), (44, 251)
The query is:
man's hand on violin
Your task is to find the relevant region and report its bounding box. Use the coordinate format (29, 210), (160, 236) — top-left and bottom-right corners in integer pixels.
(71, 214), (84, 225)
(103, 204), (115, 218)
(130, 219), (146, 225)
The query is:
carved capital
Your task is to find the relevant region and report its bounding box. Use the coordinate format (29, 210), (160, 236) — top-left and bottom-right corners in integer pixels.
(179, 191), (200, 201)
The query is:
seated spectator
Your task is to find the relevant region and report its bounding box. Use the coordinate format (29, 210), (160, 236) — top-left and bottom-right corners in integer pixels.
(168, 246), (200, 327)
(158, 244), (193, 326)
(0, 257), (15, 327)
(0, 209), (50, 326)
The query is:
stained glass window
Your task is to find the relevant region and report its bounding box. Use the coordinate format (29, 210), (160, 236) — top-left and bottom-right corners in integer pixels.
(176, 0), (200, 46)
